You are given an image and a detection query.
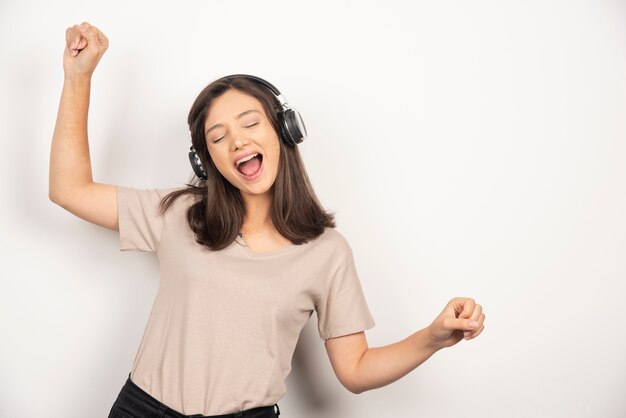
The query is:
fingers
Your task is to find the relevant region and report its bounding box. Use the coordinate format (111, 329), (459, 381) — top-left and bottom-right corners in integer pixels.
(463, 303), (483, 340)
(442, 297), (486, 339)
(469, 304), (482, 325)
(457, 297), (475, 319)
(442, 315), (478, 331)
(95, 28), (109, 48)
(76, 37), (88, 50)
(66, 24), (83, 56)
(463, 304), (482, 339)
(464, 313), (486, 340)
(79, 24), (108, 51)
(66, 22), (92, 57)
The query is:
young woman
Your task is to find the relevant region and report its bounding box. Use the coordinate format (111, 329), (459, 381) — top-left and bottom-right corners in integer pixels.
(50, 22), (486, 418)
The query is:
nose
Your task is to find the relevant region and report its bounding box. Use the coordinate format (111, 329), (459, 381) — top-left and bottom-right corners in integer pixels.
(230, 126), (252, 150)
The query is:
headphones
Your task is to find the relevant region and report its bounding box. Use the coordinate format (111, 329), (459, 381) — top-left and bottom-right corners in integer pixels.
(188, 74), (307, 180)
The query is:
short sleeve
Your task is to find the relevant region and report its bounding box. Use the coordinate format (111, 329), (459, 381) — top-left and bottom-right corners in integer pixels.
(117, 186), (168, 252)
(315, 251), (376, 341)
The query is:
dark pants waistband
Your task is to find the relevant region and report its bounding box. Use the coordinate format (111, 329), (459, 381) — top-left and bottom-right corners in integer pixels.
(117, 372), (280, 418)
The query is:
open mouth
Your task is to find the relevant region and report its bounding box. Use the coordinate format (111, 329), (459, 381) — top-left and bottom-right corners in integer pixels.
(236, 154), (263, 179)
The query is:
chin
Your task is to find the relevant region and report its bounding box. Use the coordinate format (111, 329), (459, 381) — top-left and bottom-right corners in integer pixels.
(240, 178), (277, 196)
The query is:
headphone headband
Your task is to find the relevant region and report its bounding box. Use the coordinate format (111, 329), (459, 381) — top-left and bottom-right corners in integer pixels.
(224, 74), (281, 98)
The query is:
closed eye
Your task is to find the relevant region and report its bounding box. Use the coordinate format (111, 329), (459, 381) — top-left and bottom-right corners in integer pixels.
(213, 123), (259, 143)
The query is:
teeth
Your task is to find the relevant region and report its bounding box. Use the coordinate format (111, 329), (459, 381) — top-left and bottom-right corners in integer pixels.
(236, 153), (259, 167)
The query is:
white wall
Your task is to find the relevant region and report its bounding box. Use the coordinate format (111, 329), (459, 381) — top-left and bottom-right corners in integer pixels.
(1, 0), (625, 416)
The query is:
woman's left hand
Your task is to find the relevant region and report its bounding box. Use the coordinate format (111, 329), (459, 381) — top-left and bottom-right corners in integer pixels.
(427, 297), (486, 349)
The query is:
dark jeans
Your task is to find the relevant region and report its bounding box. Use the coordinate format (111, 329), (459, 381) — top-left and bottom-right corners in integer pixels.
(108, 372), (281, 418)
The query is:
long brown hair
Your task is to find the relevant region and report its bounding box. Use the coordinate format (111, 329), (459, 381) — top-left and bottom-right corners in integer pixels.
(158, 75), (336, 251)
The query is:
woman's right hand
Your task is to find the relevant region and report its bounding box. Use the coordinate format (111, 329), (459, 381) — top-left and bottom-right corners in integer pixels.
(63, 22), (109, 78)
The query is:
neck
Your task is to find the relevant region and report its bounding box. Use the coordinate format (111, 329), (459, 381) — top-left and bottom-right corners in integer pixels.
(240, 190), (273, 234)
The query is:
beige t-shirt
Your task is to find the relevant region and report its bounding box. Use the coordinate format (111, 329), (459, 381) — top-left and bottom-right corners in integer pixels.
(116, 185), (376, 416)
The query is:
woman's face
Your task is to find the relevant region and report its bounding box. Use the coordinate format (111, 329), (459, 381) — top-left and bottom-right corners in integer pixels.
(204, 88), (281, 196)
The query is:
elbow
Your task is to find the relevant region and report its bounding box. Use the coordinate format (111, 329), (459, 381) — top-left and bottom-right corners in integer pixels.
(48, 182), (62, 204)
(49, 189), (64, 206)
(49, 189), (71, 209)
(49, 190), (60, 204)
(348, 386), (366, 395)
(48, 184), (73, 206)
(344, 380), (366, 395)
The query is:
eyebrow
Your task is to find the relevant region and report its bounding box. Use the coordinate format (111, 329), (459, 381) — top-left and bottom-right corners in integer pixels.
(205, 109), (261, 136)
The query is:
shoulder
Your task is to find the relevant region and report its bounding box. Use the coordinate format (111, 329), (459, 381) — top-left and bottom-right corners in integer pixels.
(158, 186), (202, 215)
(159, 185), (193, 198)
(316, 227), (354, 260)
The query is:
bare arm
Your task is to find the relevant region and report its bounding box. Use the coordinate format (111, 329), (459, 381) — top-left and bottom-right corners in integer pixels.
(324, 298), (486, 394)
(48, 22), (118, 230)
(324, 329), (440, 394)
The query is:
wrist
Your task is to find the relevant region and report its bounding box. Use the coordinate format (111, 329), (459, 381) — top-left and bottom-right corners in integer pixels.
(424, 325), (445, 351)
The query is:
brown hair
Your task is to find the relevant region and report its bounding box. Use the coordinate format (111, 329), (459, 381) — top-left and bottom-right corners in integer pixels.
(157, 75), (336, 251)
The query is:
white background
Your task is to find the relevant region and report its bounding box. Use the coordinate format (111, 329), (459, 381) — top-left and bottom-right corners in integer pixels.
(1, 0), (625, 417)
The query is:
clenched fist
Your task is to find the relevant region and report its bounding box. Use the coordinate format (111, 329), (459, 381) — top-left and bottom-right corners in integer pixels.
(427, 297), (486, 349)
(63, 21), (109, 78)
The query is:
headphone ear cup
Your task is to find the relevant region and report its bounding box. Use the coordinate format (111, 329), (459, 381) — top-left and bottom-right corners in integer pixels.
(279, 108), (307, 146)
(277, 112), (294, 146)
(188, 146), (208, 179)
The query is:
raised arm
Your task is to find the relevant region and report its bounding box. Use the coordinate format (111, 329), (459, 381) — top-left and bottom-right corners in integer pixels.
(48, 22), (118, 231)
